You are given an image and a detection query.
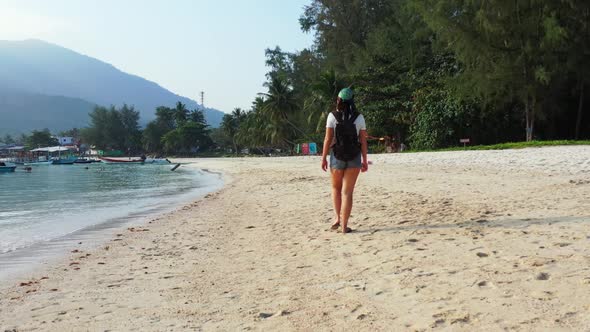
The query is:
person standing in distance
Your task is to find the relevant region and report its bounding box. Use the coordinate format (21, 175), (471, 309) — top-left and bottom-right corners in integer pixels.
(321, 88), (368, 234)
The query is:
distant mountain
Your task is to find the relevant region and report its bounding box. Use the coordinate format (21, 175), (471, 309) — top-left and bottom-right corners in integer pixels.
(0, 39), (224, 134)
(0, 88), (95, 136)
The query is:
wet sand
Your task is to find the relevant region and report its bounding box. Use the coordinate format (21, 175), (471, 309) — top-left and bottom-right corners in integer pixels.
(1, 146), (590, 331)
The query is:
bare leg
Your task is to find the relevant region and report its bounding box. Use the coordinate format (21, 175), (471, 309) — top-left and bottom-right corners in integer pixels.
(330, 169), (344, 228)
(341, 168), (361, 233)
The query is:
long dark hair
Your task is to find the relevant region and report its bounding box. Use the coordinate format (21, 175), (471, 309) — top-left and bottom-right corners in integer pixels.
(336, 98), (358, 119)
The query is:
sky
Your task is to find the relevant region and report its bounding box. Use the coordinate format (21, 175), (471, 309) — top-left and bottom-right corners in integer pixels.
(0, 0), (315, 113)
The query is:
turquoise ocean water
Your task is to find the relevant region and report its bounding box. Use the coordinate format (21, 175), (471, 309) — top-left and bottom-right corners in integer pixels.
(0, 163), (221, 279)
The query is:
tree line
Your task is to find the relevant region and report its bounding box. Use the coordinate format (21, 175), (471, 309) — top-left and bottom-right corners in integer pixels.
(0, 129), (60, 150)
(80, 102), (212, 155)
(1, 103), (213, 156)
(218, 0), (590, 151)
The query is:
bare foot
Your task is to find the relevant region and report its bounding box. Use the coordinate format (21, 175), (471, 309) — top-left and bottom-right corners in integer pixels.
(330, 217), (340, 230)
(338, 227), (353, 234)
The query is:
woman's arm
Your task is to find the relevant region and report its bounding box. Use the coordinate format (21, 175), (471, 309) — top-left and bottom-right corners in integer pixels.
(321, 128), (334, 171)
(359, 129), (368, 172)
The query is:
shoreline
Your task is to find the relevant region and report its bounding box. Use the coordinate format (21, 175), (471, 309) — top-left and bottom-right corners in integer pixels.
(1, 146), (590, 331)
(0, 166), (223, 284)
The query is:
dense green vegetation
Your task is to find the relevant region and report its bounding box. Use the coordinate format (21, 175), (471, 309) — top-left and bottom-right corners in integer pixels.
(146, 102), (212, 154)
(80, 102), (211, 155)
(25, 129), (59, 150)
(80, 105), (141, 153)
(216, 0), (590, 151)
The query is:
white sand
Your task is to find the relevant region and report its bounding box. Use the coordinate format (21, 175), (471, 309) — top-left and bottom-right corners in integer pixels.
(1, 146), (589, 331)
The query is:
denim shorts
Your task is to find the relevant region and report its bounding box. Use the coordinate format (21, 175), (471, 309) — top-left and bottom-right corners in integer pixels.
(330, 150), (362, 170)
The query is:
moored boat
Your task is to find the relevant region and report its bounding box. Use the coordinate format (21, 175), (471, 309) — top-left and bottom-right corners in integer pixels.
(23, 157), (53, 166)
(30, 146), (76, 165)
(23, 161), (53, 166)
(0, 161), (17, 172)
(74, 158), (93, 164)
(52, 158), (76, 165)
(99, 156), (145, 164)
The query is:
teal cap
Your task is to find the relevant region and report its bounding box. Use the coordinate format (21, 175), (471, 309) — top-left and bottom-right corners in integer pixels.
(338, 88), (354, 101)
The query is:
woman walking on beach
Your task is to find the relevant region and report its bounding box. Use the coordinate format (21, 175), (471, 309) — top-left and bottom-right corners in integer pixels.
(321, 88), (368, 234)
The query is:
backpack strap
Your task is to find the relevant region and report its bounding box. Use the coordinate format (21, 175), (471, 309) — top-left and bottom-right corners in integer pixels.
(332, 110), (360, 123)
(330, 111), (342, 147)
(331, 110), (343, 123)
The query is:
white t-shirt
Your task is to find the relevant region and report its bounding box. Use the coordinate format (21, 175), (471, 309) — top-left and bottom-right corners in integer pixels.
(326, 111), (367, 135)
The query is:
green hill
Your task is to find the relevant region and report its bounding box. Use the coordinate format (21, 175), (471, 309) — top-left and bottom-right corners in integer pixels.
(0, 89), (95, 136)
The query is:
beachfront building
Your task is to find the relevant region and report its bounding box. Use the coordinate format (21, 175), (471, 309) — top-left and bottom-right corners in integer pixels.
(0, 145), (25, 160)
(58, 137), (75, 146)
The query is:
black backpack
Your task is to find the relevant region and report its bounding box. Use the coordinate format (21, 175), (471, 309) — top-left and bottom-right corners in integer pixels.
(331, 110), (361, 161)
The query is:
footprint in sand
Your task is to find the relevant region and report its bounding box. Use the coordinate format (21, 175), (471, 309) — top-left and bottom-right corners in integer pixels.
(431, 318), (446, 328)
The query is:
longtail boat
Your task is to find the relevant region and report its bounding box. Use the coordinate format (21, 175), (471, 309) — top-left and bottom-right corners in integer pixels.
(99, 157), (145, 164)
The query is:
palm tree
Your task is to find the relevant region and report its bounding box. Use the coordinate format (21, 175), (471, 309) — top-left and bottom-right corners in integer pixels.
(231, 107), (246, 124)
(174, 102), (189, 126)
(259, 76), (297, 122)
(221, 108), (246, 154)
(251, 96), (265, 115)
(235, 98), (267, 149)
(258, 76), (301, 147)
(304, 69), (343, 132)
(221, 113), (237, 154)
(235, 110), (258, 148)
